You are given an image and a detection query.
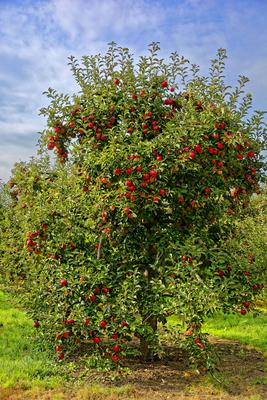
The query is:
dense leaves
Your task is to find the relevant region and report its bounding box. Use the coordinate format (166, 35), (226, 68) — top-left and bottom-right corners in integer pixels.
(0, 43), (266, 369)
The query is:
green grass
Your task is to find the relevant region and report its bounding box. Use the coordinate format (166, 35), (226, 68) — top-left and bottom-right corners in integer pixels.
(168, 309), (267, 353)
(0, 290), (63, 389)
(204, 312), (267, 353)
(1, 288), (266, 396)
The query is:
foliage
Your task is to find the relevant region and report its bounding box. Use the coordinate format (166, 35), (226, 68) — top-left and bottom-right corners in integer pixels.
(0, 42), (266, 369)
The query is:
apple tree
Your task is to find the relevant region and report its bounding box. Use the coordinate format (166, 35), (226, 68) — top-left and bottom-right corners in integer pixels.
(1, 43), (266, 369)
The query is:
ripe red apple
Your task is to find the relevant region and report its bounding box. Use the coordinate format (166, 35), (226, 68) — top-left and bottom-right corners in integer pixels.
(161, 81), (168, 88)
(243, 301), (251, 308)
(240, 309), (247, 315)
(65, 319), (75, 325)
(47, 142), (55, 150)
(114, 168), (122, 175)
(90, 294), (96, 302)
(177, 195), (185, 204)
(100, 320), (107, 328)
(56, 333), (62, 340)
(114, 78), (120, 85)
(194, 144), (202, 153)
(55, 345), (62, 352)
(112, 345), (121, 352)
(60, 278), (68, 286)
(204, 187), (211, 194)
(33, 320), (40, 328)
(103, 287), (109, 293)
(112, 333), (119, 340)
(159, 189), (167, 196)
(58, 353), (65, 360)
(247, 150), (255, 158)
(189, 151), (196, 160)
(252, 284), (258, 290)
(112, 354), (120, 362)
(194, 338), (205, 348)
(93, 337), (101, 344)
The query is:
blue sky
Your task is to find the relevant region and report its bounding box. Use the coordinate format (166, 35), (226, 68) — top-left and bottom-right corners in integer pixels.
(0, 0), (266, 181)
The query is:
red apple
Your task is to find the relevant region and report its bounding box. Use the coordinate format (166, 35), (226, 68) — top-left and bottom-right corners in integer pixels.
(189, 151), (196, 160)
(112, 333), (119, 340)
(114, 168), (122, 175)
(247, 150), (255, 158)
(58, 353), (65, 360)
(90, 294), (96, 302)
(100, 320), (107, 328)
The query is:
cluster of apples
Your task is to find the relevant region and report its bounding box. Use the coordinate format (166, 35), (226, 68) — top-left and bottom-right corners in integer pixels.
(51, 279), (129, 362)
(47, 126), (69, 163)
(25, 223), (48, 254)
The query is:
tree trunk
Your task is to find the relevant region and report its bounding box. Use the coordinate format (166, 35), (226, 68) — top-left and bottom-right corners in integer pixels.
(140, 315), (158, 362)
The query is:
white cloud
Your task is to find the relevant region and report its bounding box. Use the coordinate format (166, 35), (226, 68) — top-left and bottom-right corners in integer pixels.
(0, 0), (266, 182)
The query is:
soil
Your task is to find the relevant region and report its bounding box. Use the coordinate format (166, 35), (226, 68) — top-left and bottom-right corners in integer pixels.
(0, 337), (266, 400)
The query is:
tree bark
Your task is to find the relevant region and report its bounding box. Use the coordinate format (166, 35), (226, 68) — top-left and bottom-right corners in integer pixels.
(140, 315), (158, 362)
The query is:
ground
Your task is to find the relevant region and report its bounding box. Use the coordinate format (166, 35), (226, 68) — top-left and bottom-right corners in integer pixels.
(0, 337), (266, 400)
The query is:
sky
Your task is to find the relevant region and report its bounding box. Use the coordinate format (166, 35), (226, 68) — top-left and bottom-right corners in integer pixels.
(0, 0), (266, 182)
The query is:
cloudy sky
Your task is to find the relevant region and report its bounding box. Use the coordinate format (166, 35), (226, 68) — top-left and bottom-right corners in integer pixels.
(0, 0), (266, 182)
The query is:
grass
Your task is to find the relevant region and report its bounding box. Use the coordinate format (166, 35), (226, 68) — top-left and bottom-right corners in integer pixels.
(167, 306), (267, 354)
(0, 289), (266, 399)
(204, 311), (267, 353)
(0, 290), (63, 390)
